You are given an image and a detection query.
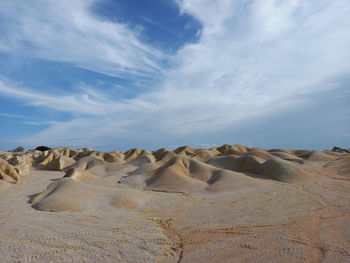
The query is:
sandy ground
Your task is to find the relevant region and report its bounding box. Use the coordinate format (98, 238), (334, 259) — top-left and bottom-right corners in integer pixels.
(0, 146), (349, 262)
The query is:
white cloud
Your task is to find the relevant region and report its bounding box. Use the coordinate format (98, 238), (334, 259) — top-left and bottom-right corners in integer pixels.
(0, 0), (166, 79)
(152, 0), (350, 131)
(0, 112), (26, 119)
(0, 78), (158, 117)
(1, 0), (349, 148)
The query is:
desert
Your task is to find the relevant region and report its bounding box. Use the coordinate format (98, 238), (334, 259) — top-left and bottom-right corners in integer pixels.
(1, 0), (350, 262)
(0, 144), (349, 262)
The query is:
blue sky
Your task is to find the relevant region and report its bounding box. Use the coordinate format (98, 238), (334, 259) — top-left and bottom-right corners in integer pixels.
(0, 0), (349, 151)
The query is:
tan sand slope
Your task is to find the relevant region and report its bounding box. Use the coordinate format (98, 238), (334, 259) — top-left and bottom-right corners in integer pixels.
(30, 178), (151, 212)
(0, 156), (29, 188)
(63, 168), (96, 182)
(0, 144), (349, 262)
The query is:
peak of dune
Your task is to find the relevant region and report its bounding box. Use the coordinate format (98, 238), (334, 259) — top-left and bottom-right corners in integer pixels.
(307, 151), (338, 162)
(40, 155), (76, 171)
(174, 145), (195, 155)
(63, 168), (96, 182)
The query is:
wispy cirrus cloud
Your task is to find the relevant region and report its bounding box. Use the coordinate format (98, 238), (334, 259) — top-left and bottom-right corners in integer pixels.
(0, 0), (166, 79)
(0, 78), (156, 116)
(0, 112), (27, 119)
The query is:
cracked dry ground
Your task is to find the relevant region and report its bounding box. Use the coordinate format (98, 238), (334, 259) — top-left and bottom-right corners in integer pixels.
(0, 146), (349, 262)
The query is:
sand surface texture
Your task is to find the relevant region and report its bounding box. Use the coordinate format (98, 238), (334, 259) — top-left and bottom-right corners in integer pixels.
(0, 145), (349, 262)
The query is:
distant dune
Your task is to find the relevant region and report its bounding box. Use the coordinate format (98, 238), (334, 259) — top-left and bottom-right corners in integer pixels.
(0, 145), (349, 262)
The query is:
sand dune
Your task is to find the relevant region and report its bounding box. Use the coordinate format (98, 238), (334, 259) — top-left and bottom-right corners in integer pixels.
(63, 168), (96, 182)
(30, 178), (151, 212)
(261, 158), (313, 182)
(307, 150), (339, 162)
(0, 145), (349, 262)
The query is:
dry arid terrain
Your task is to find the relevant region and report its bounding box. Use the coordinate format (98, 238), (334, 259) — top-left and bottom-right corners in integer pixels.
(0, 144), (349, 262)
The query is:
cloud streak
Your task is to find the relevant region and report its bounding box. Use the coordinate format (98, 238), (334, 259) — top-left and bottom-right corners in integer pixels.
(0, 0), (349, 149)
(0, 0), (166, 79)
(0, 78), (157, 116)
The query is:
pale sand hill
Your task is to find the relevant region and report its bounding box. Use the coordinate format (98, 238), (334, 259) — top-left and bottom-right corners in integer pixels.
(0, 145), (349, 262)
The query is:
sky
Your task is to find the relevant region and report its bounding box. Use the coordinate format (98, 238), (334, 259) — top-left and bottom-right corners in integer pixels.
(0, 0), (349, 151)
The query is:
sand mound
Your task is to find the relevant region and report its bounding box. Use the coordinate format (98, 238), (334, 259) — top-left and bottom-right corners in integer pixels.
(153, 148), (168, 160)
(207, 154), (312, 183)
(161, 157), (212, 181)
(231, 144), (250, 152)
(124, 148), (148, 162)
(68, 155), (104, 170)
(217, 144), (250, 154)
(7, 154), (28, 166)
(307, 151), (338, 162)
(207, 155), (239, 170)
(40, 155), (76, 171)
(336, 157), (350, 176)
(102, 152), (122, 163)
(88, 151), (124, 163)
(153, 148), (177, 162)
(325, 156), (350, 176)
(144, 156), (208, 192)
(174, 146), (195, 155)
(37, 151), (56, 166)
(262, 158), (313, 182)
(268, 148), (295, 154)
(123, 156), (210, 192)
(232, 155), (265, 174)
(269, 151), (304, 163)
(63, 168), (96, 182)
(0, 159), (23, 184)
(191, 149), (217, 162)
(146, 167), (208, 192)
(241, 150), (276, 161)
(131, 151), (156, 165)
(207, 155), (264, 174)
(56, 147), (79, 158)
(205, 170), (263, 192)
(31, 178), (90, 211)
(6, 154), (31, 175)
(70, 148), (94, 160)
(36, 148), (78, 167)
(123, 155), (264, 193)
(31, 178), (152, 212)
(293, 150), (313, 158)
